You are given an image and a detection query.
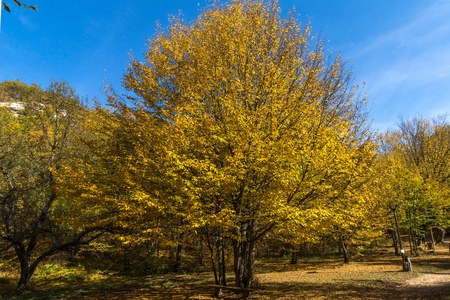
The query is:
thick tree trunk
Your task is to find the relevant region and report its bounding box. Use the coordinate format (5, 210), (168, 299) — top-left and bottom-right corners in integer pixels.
(17, 258), (34, 290)
(15, 245), (37, 290)
(233, 220), (256, 299)
(234, 240), (255, 297)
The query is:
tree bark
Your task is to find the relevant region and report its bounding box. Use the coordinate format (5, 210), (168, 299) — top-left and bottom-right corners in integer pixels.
(204, 227), (219, 287)
(290, 251), (298, 264)
(341, 241), (350, 264)
(233, 220), (256, 298)
(123, 244), (131, 271)
(216, 228), (226, 287)
(408, 229), (418, 256)
(199, 237), (205, 266)
(15, 245), (36, 290)
(391, 229), (400, 255)
(173, 233), (184, 273)
(430, 228), (436, 253)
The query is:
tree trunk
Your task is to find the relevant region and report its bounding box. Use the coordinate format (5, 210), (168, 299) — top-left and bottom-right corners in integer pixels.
(17, 266), (34, 290)
(156, 242), (160, 257)
(123, 244), (131, 271)
(234, 239), (256, 298)
(341, 241), (350, 264)
(204, 227), (226, 297)
(408, 229), (414, 256)
(233, 220), (256, 298)
(208, 240), (218, 285)
(391, 230), (399, 255)
(169, 246), (174, 261)
(17, 258), (33, 290)
(15, 245), (37, 290)
(303, 242), (310, 256)
(11, 225), (107, 290)
(173, 233), (183, 273)
(430, 228), (436, 253)
(216, 228), (226, 286)
(408, 229), (418, 256)
(290, 251), (297, 264)
(199, 238), (205, 266)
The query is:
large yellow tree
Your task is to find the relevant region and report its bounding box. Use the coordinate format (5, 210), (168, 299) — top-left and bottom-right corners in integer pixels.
(64, 0), (376, 294)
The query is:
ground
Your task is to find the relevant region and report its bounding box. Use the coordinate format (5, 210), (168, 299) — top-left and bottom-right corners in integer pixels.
(1, 244), (449, 299)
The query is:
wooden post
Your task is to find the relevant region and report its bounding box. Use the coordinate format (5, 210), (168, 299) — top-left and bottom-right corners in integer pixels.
(429, 228), (436, 253)
(405, 257), (413, 272)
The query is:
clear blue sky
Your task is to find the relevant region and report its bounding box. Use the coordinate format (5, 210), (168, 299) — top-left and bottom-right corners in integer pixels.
(1, 0), (449, 132)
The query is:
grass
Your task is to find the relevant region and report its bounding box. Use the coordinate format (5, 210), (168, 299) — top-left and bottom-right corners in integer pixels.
(1, 245), (449, 299)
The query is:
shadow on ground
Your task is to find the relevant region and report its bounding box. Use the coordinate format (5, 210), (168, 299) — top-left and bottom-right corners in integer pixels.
(2, 278), (449, 300)
(2, 247), (450, 300)
(256, 280), (450, 300)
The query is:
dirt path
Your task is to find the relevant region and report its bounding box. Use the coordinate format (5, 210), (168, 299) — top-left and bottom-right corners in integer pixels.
(404, 268), (450, 287)
(398, 247), (450, 299)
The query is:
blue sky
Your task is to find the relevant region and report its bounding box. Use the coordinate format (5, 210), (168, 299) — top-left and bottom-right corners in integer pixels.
(1, 0), (449, 132)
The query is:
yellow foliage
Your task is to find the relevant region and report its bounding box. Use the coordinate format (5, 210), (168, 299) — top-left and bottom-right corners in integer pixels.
(59, 1), (377, 249)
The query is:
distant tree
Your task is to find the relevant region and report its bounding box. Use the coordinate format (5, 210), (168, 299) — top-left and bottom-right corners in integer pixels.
(0, 80), (109, 290)
(380, 116), (450, 255)
(0, 80), (35, 102)
(327, 175), (388, 263)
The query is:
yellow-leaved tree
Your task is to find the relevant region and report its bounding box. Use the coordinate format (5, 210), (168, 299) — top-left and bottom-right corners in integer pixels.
(61, 0), (377, 294)
(380, 116), (450, 255)
(0, 80), (111, 290)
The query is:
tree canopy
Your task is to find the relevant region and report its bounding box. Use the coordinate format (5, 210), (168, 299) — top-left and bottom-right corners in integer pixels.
(0, 80), (109, 290)
(379, 116), (450, 254)
(60, 0), (378, 292)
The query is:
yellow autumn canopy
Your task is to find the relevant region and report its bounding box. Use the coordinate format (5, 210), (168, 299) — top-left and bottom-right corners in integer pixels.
(59, 0), (377, 289)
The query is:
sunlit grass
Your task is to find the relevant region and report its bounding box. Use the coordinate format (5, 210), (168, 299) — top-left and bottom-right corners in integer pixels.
(32, 262), (110, 288)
